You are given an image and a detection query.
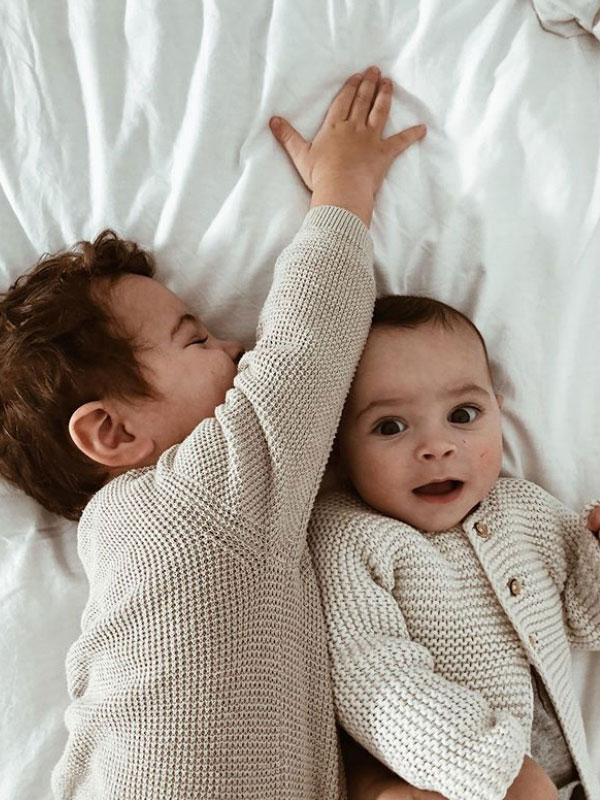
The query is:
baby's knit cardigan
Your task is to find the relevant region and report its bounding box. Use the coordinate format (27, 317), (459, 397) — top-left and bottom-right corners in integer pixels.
(309, 478), (600, 800)
(52, 206), (375, 800)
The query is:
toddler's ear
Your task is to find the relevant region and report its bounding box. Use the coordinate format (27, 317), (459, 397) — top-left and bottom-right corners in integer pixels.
(69, 401), (154, 470)
(495, 393), (503, 409)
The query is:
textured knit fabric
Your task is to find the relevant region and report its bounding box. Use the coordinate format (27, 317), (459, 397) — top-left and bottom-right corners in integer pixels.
(530, 669), (576, 787)
(309, 478), (600, 800)
(51, 206), (375, 800)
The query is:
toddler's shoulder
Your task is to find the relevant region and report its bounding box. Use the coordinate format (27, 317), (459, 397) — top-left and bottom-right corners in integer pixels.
(81, 466), (158, 522)
(78, 464), (192, 563)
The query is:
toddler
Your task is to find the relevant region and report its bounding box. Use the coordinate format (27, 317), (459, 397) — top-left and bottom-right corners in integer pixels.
(0, 70), (425, 799)
(309, 295), (600, 800)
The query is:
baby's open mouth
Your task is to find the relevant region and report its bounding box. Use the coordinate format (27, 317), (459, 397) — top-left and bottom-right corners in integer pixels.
(413, 479), (464, 497)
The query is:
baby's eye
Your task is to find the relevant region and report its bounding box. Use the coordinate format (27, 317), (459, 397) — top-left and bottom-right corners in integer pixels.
(374, 419), (407, 436)
(448, 405), (480, 424)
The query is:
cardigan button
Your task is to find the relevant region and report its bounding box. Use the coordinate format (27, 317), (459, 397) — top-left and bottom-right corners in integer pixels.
(508, 578), (522, 596)
(528, 634), (537, 647)
(474, 521), (489, 539)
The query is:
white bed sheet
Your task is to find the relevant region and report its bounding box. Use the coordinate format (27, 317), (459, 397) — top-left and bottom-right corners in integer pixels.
(1, 1), (599, 798)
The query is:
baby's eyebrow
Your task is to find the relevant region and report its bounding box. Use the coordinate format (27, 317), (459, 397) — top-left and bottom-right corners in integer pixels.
(444, 383), (490, 399)
(170, 312), (198, 340)
(355, 397), (404, 420)
(355, 383), (491, 421)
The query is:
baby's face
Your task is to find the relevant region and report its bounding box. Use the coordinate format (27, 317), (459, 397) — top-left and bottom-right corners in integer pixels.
(107, 274), (243, 464)
(337, 321), (503, 532)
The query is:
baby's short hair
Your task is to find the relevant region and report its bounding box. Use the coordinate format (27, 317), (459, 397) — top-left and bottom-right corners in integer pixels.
(372, 294), (491, 372)
(0, 231), (158, 520)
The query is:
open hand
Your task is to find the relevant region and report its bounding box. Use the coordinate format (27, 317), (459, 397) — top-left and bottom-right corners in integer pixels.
(270, 67), (425, 225)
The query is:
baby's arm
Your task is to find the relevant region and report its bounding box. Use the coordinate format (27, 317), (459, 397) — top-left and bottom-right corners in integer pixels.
(564, 504), (600, 647)
(532, 488), (600, 648)
(172, 69), (424, 556)
(342, 736), (556, 800)
(309, 508), (529, 800)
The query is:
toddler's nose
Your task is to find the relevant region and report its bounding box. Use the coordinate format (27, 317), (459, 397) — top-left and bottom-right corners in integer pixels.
(223, 339), (245, 365)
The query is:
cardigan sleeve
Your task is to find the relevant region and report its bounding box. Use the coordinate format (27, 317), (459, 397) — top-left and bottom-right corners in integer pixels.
(534, 488), (600, 649)
(562, 504), (600, 648)
(164, 206), (375, 560)
(309, 510), (527, 800)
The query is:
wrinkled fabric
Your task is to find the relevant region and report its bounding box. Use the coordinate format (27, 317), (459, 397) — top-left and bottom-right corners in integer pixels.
(1, 2), (600, 799)
(532, 0), (600, 39)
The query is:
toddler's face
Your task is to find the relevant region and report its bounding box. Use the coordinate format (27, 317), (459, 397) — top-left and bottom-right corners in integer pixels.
(337, 321), (503, 532)
(107, 274), (243, 463)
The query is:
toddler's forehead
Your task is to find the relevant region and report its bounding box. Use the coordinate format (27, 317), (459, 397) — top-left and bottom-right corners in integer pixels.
(103, 274), (188, 343)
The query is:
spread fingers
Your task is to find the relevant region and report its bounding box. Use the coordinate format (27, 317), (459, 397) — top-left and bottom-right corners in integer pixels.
(367, 78), (393, 132)
(324, 72), (365, 124)
(348, 66), (381, 124)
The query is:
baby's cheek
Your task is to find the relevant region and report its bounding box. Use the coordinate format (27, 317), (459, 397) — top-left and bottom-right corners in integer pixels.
(475, 443), (503, 479)
(354, 450), (394, 497)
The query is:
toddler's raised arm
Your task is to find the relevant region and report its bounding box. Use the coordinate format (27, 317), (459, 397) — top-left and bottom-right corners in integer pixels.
(167, 69), (424, 558)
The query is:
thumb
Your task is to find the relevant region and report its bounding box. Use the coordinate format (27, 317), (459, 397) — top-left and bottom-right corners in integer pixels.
(587, 505), (600, 534)
(385, 124), (427, 157)
(270, 116), (311, 184)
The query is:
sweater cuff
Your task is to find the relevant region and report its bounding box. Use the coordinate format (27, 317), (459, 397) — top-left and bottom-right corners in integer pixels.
(301, 205), (372, 255)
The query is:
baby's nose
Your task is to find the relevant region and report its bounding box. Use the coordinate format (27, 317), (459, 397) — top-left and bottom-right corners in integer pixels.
(416, 437), (457, 461)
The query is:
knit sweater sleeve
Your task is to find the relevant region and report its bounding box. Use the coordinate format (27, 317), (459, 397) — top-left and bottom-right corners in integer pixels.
(527, 483), (600, 649)
(309, 501), (527, 800)
(166, 205), (375, 559)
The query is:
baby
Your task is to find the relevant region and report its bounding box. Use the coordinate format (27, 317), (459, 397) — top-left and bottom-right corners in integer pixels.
(0, 70), (426, 799)
(309, 295), (600, 800)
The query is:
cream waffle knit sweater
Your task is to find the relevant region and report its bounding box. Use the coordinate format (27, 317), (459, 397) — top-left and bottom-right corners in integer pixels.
(51, 206), (375, 800)
(309, 478), (600, 800)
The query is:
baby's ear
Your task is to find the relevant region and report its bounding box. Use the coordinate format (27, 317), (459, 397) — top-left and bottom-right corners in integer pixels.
(69, 401), (154, 469)
(495, 393), (503, 409)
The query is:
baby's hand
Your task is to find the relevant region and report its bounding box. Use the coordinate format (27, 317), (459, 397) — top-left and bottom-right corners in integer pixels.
(504, 756), (558, 800)
(365, 782), (447, 800)
(270, 67), (425, 226)
(587, 505), (600, 535)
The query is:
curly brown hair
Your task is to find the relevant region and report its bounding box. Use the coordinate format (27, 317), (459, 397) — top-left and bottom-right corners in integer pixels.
(0, 230), (160, 521)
